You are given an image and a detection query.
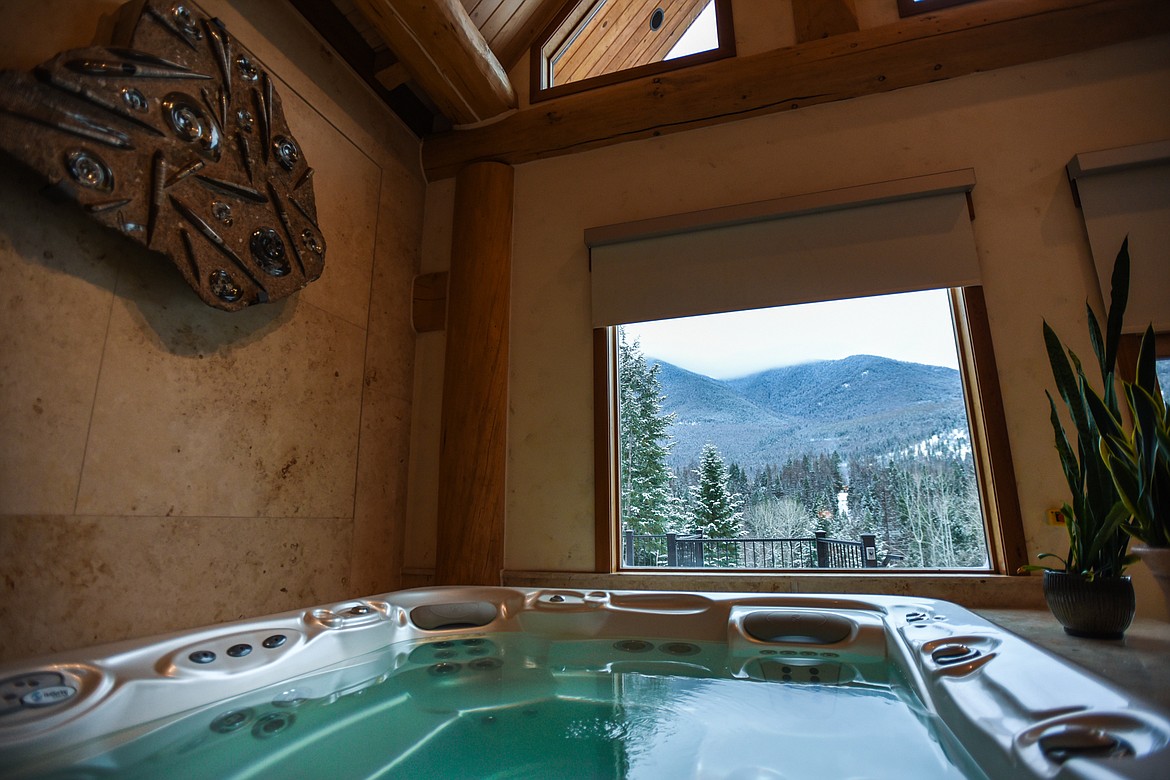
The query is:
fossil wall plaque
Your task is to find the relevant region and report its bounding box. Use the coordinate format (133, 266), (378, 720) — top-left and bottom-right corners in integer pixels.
(0, 0), (326, 311)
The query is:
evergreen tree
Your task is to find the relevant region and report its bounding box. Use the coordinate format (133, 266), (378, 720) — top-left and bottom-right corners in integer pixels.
(727, 462), (750, 501)
(688, 443), (744, 538)
(617, 329), (680, 537)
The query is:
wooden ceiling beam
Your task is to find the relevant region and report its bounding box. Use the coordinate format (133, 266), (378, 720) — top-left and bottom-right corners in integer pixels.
(423, 0), (1170, 179)
(354, 0), (517, 125)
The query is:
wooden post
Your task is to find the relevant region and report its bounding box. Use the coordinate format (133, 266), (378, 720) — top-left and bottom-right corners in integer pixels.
(861, 533), (877, 568)
(815, 530), (829, 568)
(434, 162), (514, 585)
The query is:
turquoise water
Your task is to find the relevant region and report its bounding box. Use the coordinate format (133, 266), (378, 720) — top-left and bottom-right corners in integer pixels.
(30, 635), (985, 779)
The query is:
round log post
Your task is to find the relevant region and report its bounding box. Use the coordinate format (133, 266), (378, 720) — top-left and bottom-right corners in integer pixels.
(434, 161), (514, 585)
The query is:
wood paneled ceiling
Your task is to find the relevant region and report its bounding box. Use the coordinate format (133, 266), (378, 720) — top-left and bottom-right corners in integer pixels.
(463, 0), (569, 72)
(550, 0), (710, 87)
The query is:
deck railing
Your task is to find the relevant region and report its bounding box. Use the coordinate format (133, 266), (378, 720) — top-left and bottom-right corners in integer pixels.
(622, 530), (878, 569)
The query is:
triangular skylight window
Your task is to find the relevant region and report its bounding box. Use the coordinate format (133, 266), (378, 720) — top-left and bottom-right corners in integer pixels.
(532, 0), (734, 100)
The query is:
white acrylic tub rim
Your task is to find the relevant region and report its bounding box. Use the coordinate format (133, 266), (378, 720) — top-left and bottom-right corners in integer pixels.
(1, 586), (1168, 779)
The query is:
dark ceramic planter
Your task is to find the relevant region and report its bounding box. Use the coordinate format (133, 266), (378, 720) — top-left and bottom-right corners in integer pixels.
(1042, 570), (1135, 639)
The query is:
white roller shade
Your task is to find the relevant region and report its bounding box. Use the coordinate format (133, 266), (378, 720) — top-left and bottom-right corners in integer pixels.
(1068, 140), (1170, 334)
(588, 170), (980, 328)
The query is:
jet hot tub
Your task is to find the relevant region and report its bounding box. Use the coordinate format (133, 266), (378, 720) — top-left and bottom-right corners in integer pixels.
(1, 587), (1167, 778)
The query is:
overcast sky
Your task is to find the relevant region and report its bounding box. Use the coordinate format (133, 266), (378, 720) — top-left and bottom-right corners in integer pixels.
(666, 1), (718, 59)
(621, 289), (962, 380)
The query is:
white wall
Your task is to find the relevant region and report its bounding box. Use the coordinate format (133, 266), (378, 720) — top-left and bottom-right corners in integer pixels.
(412, 35), (1170, 617)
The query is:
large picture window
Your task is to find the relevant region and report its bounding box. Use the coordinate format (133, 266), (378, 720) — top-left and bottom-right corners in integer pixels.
(612, 290), (992, 571)
(589, 171), (1026, 574)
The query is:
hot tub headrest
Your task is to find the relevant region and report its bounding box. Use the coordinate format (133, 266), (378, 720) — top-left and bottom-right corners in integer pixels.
(741, 611), (854, 645)
(409, 601), (498, 631)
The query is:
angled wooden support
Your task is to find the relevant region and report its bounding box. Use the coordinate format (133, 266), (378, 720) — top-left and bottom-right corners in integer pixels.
(353, 0), (517, 125)
(374, 61), (412, 92)
(792, 0), (859, 43)
(435, 162), (514, 585)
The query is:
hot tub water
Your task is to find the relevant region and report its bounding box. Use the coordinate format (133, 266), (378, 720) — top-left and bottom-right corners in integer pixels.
(56, 633), (980, 779)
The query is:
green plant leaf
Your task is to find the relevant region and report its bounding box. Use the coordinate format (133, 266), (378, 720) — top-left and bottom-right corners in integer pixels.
(1086, 389), (1124, 442)
(1087, 302), (1107, 376)
(1044, 323), (1095, 441)
(1104, 236), (1130, 374)
(1136, 324), (1158, 392)
(1019, 552), (1069, 573)
(1047, 392), (1081, 498)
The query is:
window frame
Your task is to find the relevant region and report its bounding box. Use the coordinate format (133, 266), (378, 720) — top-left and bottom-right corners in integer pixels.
(592, 285), (1027, 575)
(530, 0), (736, 104)
(1119, 331), (1170, 382)
(1156, 332), (1170, 361)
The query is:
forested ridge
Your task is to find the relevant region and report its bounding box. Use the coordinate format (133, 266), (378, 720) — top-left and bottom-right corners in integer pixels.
(620, 332), (987, 568)
(656, 354), (968, 469)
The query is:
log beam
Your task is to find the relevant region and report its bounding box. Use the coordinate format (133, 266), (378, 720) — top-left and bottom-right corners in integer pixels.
(354, 0), (517, 125)
(423, 0), (1170, 179)
(434, 162), (514, 585)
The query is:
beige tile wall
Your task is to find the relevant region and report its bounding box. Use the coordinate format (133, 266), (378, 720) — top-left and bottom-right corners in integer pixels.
(0, 0), (424, 662)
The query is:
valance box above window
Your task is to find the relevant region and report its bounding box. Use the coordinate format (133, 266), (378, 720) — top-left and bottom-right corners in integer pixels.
(1067, 139), (1170, 335)
(586, 170), (981, 328)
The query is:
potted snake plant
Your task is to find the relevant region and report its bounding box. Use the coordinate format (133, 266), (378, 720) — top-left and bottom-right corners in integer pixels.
(1024, 239), (1137, 638)
(1088, 321), (1170, 607)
